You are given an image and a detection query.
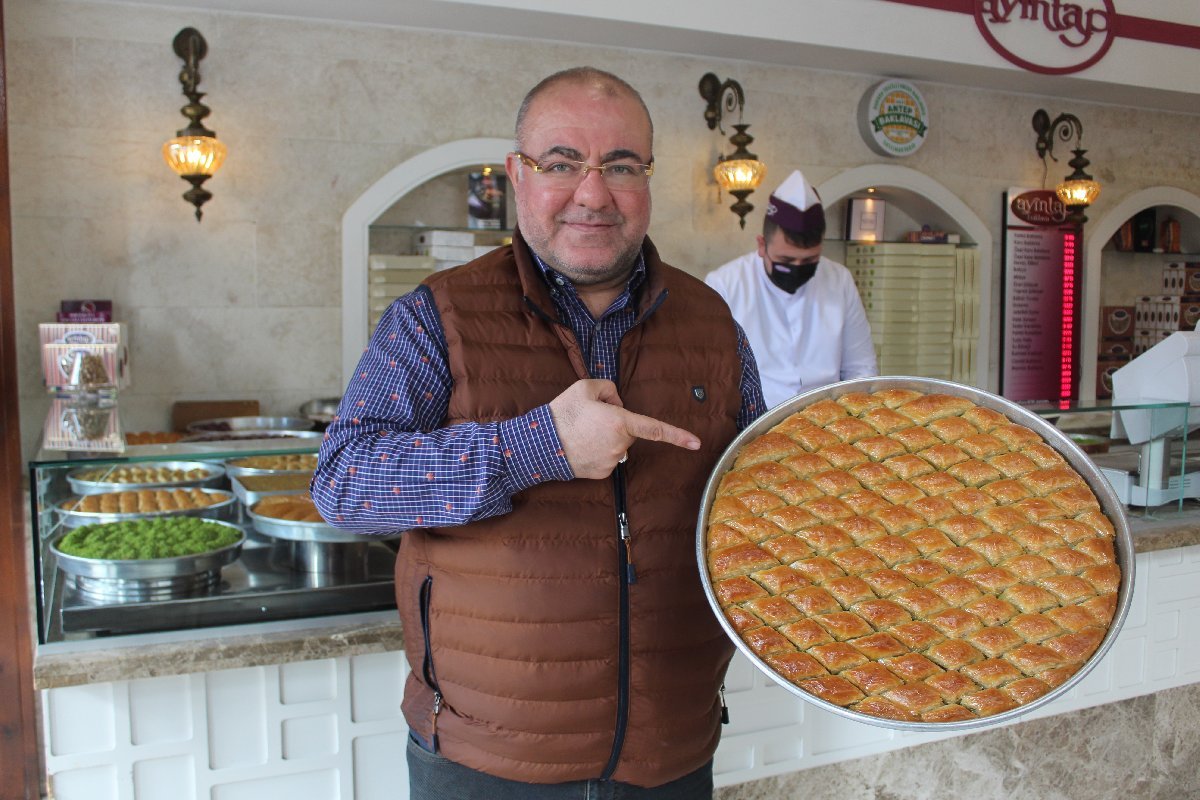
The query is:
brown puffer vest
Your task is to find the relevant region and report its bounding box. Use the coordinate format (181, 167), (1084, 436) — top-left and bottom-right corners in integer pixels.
(396, 232), (744, 787)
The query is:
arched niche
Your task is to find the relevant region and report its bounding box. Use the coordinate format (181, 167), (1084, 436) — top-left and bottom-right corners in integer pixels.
(1080, 186), (1200, 403)
(818, 164), (995, 389)
(341, 137), (512, 386)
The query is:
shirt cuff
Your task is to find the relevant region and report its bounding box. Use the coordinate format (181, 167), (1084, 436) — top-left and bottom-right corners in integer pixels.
(497, 404), (574, 491)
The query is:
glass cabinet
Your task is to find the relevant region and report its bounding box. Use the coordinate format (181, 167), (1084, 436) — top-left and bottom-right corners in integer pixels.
(1028, 400), (1193, 515)
(29, 436), (398, 646)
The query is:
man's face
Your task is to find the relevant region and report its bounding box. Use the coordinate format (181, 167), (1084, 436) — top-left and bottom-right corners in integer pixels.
(506, 82), (652, 289)
(757, 228), (822, 271)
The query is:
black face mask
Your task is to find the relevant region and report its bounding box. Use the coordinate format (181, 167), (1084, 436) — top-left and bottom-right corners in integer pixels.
(767, 260), (817, 294)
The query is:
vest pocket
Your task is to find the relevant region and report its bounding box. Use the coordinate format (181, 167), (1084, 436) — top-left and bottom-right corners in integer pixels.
(419, 575), (444, 751)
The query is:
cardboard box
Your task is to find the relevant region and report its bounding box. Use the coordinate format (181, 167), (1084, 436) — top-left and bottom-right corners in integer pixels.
(413, 230), (475, 248)
(1097, 338), (1134, 360)
(1134, 296), (1200, 331)
(368, 254), (437, 271)
(415, 243), (476, 261)
(39, 321), (127, 348)
(1163, 263), (1200, 296)
(1098, 306), (1135, 338)
(56, 299), (112, 322)
(1095, 359), (1126, 399)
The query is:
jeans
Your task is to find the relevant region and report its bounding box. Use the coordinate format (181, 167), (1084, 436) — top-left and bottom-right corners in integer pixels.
(406, 734), (714, 800)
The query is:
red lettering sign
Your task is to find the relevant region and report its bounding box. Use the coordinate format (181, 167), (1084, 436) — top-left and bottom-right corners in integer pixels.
(975, 0), (1116, 74)
(1010, 190), (1070, 226)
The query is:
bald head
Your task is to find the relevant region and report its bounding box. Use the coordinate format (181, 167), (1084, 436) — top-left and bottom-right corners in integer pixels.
(515, 67), (653, 151)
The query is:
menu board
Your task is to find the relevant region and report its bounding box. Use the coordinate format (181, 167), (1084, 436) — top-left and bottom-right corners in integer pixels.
(1000, 188), (1080, 405)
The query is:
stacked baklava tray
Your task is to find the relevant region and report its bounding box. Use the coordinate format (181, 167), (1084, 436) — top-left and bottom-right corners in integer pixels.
(702, 382), (1127, 727)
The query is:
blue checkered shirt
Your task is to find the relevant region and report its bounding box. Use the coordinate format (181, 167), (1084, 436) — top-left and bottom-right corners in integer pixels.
(312, 246), (764, 533)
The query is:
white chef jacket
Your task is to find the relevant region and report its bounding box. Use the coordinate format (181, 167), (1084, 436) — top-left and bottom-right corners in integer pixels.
(705, 252), (878, 409)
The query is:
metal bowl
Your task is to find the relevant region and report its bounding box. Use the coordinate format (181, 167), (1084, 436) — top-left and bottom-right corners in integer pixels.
(66, 460), (225, 495)
(300, 397), (342, 425)
(186, 416), (315, 433)
(57, 487), (236, 528)
(51, 519), (245, 581)
(696, 376), (1135, 732)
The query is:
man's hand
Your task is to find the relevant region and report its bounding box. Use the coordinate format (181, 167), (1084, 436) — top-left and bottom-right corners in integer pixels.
(548, 379), (701, 479)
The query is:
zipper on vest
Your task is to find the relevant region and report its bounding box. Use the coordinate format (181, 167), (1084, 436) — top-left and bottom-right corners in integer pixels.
(419, 575), (443, 751)
(613, 462), (636, 584)
(720, 683), (730, 724)
(601, 461), (633, 780)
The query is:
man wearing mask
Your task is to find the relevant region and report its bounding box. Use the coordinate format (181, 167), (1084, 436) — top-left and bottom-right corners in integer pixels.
(706, 169), (877, 408)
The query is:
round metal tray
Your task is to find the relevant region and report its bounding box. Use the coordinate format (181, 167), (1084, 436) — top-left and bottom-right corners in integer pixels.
(178, 430), (323, 448)
(224, 453), (319, 479)
(696, 376), (1135, 732)
(247, 507), (398, 544)
(186, 415), (315, 433)
(66, 460), (225, 495)
(51, 519), (245, 581)
(57, 487), (236, 528)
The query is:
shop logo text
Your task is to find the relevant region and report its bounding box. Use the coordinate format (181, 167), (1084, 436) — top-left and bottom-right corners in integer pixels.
(975, 0), (1116, 74)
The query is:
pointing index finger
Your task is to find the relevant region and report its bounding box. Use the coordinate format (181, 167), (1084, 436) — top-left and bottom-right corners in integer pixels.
(621, 408), (701, 451)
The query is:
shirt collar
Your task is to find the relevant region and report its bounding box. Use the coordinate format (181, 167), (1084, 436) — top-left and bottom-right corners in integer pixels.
(527, 245), (648, 316)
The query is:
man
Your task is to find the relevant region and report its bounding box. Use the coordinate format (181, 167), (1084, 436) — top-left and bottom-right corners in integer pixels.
(313, 67), (763, 799)
(705, 169), (877, 409)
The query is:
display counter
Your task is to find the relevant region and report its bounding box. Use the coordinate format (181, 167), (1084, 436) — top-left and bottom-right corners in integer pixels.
(30, 431), (1200, 798)
(29, 431), (400, 689)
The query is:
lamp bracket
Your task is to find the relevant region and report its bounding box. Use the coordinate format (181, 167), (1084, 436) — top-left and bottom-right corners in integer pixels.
(699, 72), (746, 135)
(172, 27), (216, 139)
(1032, 109), (1084, 163)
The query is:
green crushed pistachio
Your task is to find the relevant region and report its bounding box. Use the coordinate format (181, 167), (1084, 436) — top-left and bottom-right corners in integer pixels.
(57, 517), (241, 560)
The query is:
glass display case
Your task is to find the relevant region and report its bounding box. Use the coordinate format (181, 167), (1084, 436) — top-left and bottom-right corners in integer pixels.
(29, 433), (398, 646)
(1027, 400), (1193, 515)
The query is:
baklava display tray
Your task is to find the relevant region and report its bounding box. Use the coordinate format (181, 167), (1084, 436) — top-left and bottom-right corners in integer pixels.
(696, 376), (1134, 732)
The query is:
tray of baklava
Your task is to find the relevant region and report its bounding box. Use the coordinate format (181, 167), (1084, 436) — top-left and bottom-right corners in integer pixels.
(66, 461), (225, 495)
(223, 453), (319, 479)
(57, 486), (235, 528)
(698, 376), (1133, 731)
(246, 493), (393, 544)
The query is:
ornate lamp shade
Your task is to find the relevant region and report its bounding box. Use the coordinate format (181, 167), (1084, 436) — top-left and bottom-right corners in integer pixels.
(163, 135), (227, 179)
(713, 155), (766, 194)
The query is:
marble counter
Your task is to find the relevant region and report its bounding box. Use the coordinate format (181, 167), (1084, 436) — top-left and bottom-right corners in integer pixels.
(31, 509), (1200, 691)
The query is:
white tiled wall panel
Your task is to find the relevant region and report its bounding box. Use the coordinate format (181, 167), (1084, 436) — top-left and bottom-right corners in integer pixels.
(42, 545), (1200, 797)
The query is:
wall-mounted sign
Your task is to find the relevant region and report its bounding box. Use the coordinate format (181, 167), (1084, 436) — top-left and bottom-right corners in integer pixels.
(858, 80), (929, 157)
(1009, 189), (1070, 227)
(879, 0), (1200, 75)
(976, 0), (1116, 75)
(1000, 188), (1081, 405)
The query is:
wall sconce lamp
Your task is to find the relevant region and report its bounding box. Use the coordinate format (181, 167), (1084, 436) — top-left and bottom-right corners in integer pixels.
(162, 28), (227, 221)
(1032, 109), (1100, 226)
(699, 72), (766, 229)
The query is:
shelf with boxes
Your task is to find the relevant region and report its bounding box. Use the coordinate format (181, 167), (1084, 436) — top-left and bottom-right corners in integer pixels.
(844, 242), (980, 382)
(1097, 259), (1200, 399)
(366, 226), (513, 329)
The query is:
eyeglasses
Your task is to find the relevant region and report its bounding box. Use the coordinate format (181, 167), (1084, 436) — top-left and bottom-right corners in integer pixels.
(512, 151), (653, 191)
